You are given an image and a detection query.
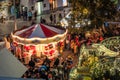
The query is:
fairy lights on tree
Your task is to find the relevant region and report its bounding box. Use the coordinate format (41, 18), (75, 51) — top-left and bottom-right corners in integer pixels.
(68, 0), (118, 30)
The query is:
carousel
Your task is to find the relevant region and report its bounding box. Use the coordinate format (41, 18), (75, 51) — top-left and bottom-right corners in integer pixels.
(11, 23), (67, 63)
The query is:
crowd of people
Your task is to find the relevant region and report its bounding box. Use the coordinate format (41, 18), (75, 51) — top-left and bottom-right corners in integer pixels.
(22, 55), (73, 80)
(3, 22), (119, 80)
(21, 28), (105, 80)
(9, 6), (37, 22)
(20, 7), (37, 22)
(3, 7), (120, 79)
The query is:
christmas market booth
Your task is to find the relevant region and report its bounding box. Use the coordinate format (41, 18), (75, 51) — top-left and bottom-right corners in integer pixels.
(11, 23), (67, 63)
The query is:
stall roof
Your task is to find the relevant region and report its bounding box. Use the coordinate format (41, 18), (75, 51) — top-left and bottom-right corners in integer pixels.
(0, 48), (27, 78)
(0, 77), (42, 80)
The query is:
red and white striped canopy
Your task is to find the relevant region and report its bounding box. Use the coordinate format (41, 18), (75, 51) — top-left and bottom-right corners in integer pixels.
(14, 24), (66, 38)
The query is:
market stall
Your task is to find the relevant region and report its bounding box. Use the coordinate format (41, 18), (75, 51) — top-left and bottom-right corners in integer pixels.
(11, 23), (67, 62)
(69, 38), (120, 80)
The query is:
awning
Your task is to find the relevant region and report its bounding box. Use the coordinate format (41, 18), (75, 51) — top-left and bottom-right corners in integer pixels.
(0, 48), (27, 78)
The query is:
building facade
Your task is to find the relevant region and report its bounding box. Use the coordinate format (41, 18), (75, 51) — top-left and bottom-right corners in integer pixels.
(41, 0), (71, 24)
(19, 0), (71, 24)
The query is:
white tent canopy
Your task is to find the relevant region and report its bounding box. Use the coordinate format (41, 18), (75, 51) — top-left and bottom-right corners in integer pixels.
(0, 48), (27, 78)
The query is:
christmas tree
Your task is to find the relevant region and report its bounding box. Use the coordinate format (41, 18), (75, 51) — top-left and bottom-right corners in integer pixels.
(69, 42), (120, 80)
(68, 0), (118, 29)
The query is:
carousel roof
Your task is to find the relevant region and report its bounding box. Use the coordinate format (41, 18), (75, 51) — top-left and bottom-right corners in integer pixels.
(14, 24), (65, 38)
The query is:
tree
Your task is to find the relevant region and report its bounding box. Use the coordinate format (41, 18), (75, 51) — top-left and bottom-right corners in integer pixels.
(68, 0), (117, 29)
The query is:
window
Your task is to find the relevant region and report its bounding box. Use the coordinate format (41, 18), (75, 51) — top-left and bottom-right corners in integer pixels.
(43, 4), (46, 7)
(63, 0), (67, 6)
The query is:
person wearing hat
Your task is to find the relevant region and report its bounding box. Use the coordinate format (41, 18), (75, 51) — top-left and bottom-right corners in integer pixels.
(64, 56), (73, 79)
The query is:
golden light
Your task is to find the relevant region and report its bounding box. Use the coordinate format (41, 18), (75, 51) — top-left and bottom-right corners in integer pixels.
(83, 8), (88, 15)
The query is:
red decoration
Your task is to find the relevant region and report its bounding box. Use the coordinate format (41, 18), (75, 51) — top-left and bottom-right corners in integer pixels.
(44, 52), (48, 55)
(17, 47), (21, 53)
(32, 50), (36, 55)
(24, 45), (27, 49)
(45, 46), (49, 50)
(24, 45), (30, 50)
(59, 41), (64, 46)
(30, 45), (35, 49)
(75, 36), (79, 43)
(49, 50), (55, 55)
(48, 44), (53, 49)
(99, 36), (104, 41)
(13, 42), (18, 46)
(23, 52), (28, 58)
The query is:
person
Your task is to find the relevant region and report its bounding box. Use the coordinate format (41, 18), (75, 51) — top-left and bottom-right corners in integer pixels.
(43, 56), (51, 65)
(0, 16), (5, 23)
(27, 10), (32, 21)
(28, 58), (35, 68)
(50, 14), (53, 24)
(57, 57), (64, 80)
(51, 67), (59, 80)
(48, 71), (53, 80)
(38, 63), (48, 80)
(62, 60), (68, 79)
(64, 56), (73, 79)
(40, 17), (46, 23)
(31, 20), (36, 25)
(70, 40), (74, 52)
(10, 5), (16, 20)
(16, 46), (22, 60)
(10, 42), (15, 55)
(34, 11), (37, 20)
(53, 57), (60, 68)
(23, 51), (29, 64)
(65, 39), (70, 50)
(73, 43), (78, 56)
(23, 7), (28, 21)
(53, 14), (56, 23)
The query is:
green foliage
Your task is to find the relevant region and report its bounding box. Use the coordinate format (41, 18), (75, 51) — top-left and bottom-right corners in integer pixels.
(69, 0), (118, 29)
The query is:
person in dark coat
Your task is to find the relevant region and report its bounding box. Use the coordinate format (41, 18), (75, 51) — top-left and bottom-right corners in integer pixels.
(50, 14), (53, 24)
(53, 57), (60, 68)
(38, 64), (48, 80)
(28, 59), (35, 68)
(43, 56), (51, 65)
